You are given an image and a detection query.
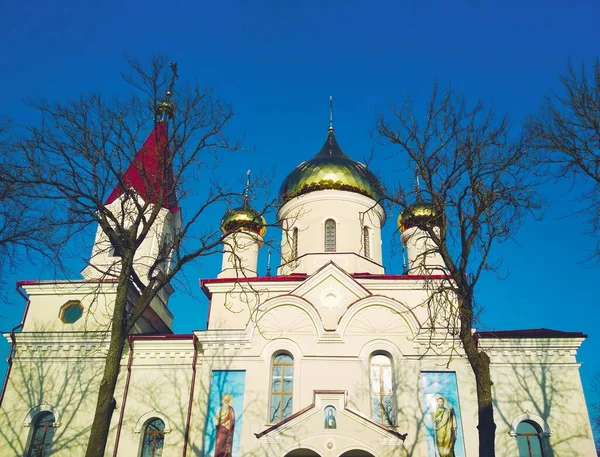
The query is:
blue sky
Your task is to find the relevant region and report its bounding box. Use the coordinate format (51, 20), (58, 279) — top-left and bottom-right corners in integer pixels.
(1, 0), (599, 432)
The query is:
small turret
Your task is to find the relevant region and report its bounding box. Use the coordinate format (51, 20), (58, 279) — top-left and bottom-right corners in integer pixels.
(218, 172), (267, 278)
(398, 201), (445, 274)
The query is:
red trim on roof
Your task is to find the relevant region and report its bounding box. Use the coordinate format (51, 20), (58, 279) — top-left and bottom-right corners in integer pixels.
(200, 271), (446, 291)
(352, 273), (450, 280)
(200, 274), (308, 298)
(200, 274), (307, 287)
(200, 270), (449, 304)
(17, 279), (119, 286)
(476, 328), (587, 339)
(105, 122), (179, 213)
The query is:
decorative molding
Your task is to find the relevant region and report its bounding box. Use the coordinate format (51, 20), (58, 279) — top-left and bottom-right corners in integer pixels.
(259, 306), (315, 336)
(247, 295), (324, 340)
(291, 262), (371, 301)
(346, 305), (410, 335)
(338, 295), (420, 338)
(133, 410), (172, 434)
(23, 404), (61, 428)
(509, 411), (551, 437)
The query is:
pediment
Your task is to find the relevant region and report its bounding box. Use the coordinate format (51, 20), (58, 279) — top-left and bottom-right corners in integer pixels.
(291, 262), (371, 331)
(256, 391), (406, 455)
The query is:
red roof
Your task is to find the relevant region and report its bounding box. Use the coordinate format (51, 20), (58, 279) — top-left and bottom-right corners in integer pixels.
(105, 122), (179, 212)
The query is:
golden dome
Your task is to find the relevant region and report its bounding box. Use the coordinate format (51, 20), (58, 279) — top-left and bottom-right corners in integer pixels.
(221, 205), (267, 237)
(279, 129), (384, 204)
(398, 201), (440, 232)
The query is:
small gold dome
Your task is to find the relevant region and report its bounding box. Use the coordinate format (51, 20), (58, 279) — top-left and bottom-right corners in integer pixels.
(279, 129), (384, 205)
(156, 100), (175, 120)
(398, 201), (440, 232)
(221, 206), (267, 237)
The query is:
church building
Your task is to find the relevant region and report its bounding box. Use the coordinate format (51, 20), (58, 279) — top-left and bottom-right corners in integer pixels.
(0, 110), (596, 457)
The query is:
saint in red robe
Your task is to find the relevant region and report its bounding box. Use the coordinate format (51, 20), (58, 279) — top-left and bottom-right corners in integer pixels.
(214, 402), (235, 457)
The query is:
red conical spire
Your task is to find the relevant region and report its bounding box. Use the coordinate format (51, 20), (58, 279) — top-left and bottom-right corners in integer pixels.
(105, 121), (179, 213)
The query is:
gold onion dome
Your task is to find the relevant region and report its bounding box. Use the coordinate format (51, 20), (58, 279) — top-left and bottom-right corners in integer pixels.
(398, 201), (440, 232)
(220, 205), (267, 237)
(279, 129), (385, 205)
(156, 99), (175, 120)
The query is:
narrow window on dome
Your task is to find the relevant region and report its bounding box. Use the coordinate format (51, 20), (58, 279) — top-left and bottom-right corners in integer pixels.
(370, 354), (395, 426)
(324, 219), (336, 252)
(26, 412), (56, 457)
(363, 227), (371, 258)
(292, 228), (299, 260)
(270, 353), (294, 423)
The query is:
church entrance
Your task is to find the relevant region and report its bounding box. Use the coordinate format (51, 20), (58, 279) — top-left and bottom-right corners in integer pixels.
(284, 449), (321, 457)
(339, 451), (376, 457)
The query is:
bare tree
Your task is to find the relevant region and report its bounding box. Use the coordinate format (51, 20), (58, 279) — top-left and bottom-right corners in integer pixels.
(12, 56), (269, 457)
(527, 60), (600, 259)
(376, 84), (541, 457)
(0, 117), (68, 297)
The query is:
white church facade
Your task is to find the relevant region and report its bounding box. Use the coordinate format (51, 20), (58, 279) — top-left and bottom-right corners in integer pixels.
(0, 121), (596, 457)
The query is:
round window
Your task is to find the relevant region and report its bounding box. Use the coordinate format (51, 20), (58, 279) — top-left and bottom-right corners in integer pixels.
(59, 301), (83, 324)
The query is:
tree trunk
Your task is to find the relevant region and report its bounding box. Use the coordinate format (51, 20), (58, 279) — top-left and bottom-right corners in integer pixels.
(85, 265), (132, 457)
(473, 351), (496, 457)
(459, 294), (497, 457)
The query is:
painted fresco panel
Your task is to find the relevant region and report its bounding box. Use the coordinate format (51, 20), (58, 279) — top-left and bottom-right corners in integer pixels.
(204, 370), (246, 457)
(420, 371), (466, 457)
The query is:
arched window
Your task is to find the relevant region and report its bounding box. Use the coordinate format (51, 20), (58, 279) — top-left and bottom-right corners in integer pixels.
(516, 420), (545, 457)
(292, 227), (299, 260)
(26, 412), (56, 457)
(140, 418), (166, 457)
(270, 353), (294, 423)
(324, 219), (336, 252)
(370, 354), (394, 425)
(363, 227), (371, 258)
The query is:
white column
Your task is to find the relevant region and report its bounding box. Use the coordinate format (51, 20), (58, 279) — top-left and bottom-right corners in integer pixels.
(401, 226), (446, 273)
(218, 231), (263, 278)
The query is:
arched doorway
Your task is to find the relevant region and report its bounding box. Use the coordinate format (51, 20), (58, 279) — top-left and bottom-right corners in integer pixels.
(339, 451), (375, 457)
(285, 449), (321, 457)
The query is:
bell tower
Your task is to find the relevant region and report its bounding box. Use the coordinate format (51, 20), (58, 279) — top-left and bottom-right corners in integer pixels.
(82, 63), (182, 284)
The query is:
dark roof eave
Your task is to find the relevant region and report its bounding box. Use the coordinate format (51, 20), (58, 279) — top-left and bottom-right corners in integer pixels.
(476, 328), (587, 339)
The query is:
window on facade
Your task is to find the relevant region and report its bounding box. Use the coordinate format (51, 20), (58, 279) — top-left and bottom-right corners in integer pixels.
(292, 227), (299, 260)
(363, 227), (371, 258)
(270, 353), (293, 423)
(59, 300), (84, 324)
(141, 418), (166, 457)
(27, 412), (56, 457)
(516, 420), (545, 457)
(370, 354), (394, 426)
(324, 219), (336, 252)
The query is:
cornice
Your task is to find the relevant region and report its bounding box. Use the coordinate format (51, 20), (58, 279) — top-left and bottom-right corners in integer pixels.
(355, 277), (452, 291)
(202, 280), (301, 296)
(21, 281), (119, 296)
(477, 337), (584, 352)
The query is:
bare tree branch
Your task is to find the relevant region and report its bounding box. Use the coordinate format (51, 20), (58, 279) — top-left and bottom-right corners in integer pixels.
(377, 83), (542, 457)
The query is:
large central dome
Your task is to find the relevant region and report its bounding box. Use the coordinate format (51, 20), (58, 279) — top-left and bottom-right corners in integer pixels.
(279, 129), (384, 205)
